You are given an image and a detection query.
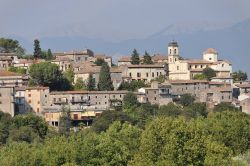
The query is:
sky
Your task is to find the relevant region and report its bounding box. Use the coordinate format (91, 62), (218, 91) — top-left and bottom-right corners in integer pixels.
(1, 0), (250, 41)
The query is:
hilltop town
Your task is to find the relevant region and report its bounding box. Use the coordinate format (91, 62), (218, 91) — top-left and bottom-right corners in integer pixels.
(0, 39), (249, 127)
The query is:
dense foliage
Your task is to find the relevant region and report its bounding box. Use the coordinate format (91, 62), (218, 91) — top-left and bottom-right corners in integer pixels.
(0, 105), (249, 165)
(86, 73), (96, 91)
(29, 62), (71, 91)
(232, 70), (248, 82)
(33, 39), (42, 59)
(202, 67), (216, 80)
(0, 38), (25, 56)
(8, 66), (27, 74)
(94, 58), (106, 66)
(118, 80), (148, 91)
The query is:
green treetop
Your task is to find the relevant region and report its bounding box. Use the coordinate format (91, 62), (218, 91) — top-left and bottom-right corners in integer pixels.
(202, 67), (216, 80)
(98, 62), (113, 91)
(87, 73), (96, 91)
(143, 51), (153, 64)
(131, 49), (140, 65)
(232, 70), (248, 82)
(33, 39), (42, 59)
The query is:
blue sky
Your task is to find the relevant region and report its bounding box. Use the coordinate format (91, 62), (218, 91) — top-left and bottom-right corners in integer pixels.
(1, 0), (250, 41)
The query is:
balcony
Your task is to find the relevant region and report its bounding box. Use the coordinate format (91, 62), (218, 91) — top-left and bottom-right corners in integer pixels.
(70, 99), (90, 105)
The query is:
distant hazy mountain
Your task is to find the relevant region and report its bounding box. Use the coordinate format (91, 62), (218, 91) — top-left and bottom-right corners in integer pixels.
(17, 18), (250, 75)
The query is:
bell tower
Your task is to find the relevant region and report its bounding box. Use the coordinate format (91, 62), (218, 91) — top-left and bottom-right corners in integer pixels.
(168, 40), (179, 63)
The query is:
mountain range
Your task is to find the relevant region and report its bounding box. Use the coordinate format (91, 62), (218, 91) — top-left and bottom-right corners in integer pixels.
(13, 18), (250, 75)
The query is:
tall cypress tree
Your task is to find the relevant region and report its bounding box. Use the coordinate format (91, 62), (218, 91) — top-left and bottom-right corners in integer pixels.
(131, 49), (140, 65)
(46, 48), (53, 60)
(33, 39), (42, 59)
(143, 51), (153, 64)
(98, 62), (113, 91)
(87, 73), (95, 91)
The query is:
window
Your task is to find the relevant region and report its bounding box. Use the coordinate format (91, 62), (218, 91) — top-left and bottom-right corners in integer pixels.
(28, 94), (31, 97)
(174, 49), (177, 54)
(105, 102), (107, 104)
(157, 72), (159, 76)
(222, 64), (224, 67)
(29, 100), (31, 103)
(229, 96), (231, 99)
(222, 96), (224, 100)
(0, 93), (1, 97)
(105, 96), (106, 98)
(154, 91), (157, 94)
(170, 49), (172, 54)
(95, 96), (97, 98)
(154, 97), (157, 100)
(177, 66), (179, 70)
(37, 108), (39, 113)
(146, 72), (149, 77)
(152, 72), (155, 77)
(209, 58), (212, 60)
(160, 72), (162, 75)
(37, 101), (40, 104)
(189, 65), (192, 69)
(45, 95), (47, 98)
(195, 65), (197, 68)
(53, 98), (56, 102)
(120, 95), (122, 98)
(129, 73), (132, 77)
(137, 72), (141, 77)
(201, 65), (203, 68)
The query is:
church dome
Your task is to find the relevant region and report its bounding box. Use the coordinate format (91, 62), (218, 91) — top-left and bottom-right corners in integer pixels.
(168, 41), (178, 47)
(203, 48), (218, 54)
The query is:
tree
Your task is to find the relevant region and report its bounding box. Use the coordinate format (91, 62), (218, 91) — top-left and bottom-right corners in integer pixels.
(151, 75), (166, 83)
(87, 73), (95, 91)
(131, 49), (140, 65)
(202, 67), (216, 80)
(0, 38), (25, 56)
(179, 93), (195, 106)
(98, 62), (113, 91)
(94, 58), (106, 66)
(232, 70), (248, 82)
(8, 66), (27, 74)
(29, 62), (71, 91)
(118, 80), (148, 91)
(91, 110), (132, 133)
(157, 103), (182, 117)
(74, 77), (86, 90)
(46, 49), (53, 60)
(8, 126), (40, 143)
(193, 73), (206, 80)
(123, 92), (139, 109)
(213, 102), (239, 113)
(33, 39), (42, 59)
(143, 51), (153, 64)
(63, 68), (75, 85)
(58, 106), (71, 137)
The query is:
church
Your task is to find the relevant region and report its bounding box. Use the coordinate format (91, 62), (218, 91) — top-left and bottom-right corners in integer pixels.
(168, 41), (232, 83)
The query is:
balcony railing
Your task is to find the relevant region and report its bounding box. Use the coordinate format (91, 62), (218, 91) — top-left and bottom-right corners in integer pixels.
(70, 99), (90, 105)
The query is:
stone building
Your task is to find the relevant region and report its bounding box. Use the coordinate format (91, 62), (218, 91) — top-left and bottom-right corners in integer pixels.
(167, 41), (232, 80)
(51, 57), (72, 72)
(14, 87), (50, 115)
(138, 81), (172, 106)
(240, 97), (250, 115)
(121, 64), (166, 83)
(0, 70), (28, 87)
(199, 86), (233, 109)
(169, 80), (209, 97)
(0, 57), (12, 70)
(0, 86), (15, 116)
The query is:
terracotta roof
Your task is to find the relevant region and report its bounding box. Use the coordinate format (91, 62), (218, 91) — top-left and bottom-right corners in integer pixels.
(209, 81), (230, 85)
(118, 56), (132, 62)
(212, 60), (232, 65)
(0, 53), (17, 56)
(72, 61), (96, 68)
(75, 66), (101, 74)
(52, 57), (72, 62)
(54, 49), (94, 56)
(203, 48), (218, 54)
(94, 54), (111, 59)
(0, 70), (23, 77)
(169, 80), (208, 84)
(187, 59), (212, 64)
(152, 54), (168, 61)
(235, 84), (250, 88)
